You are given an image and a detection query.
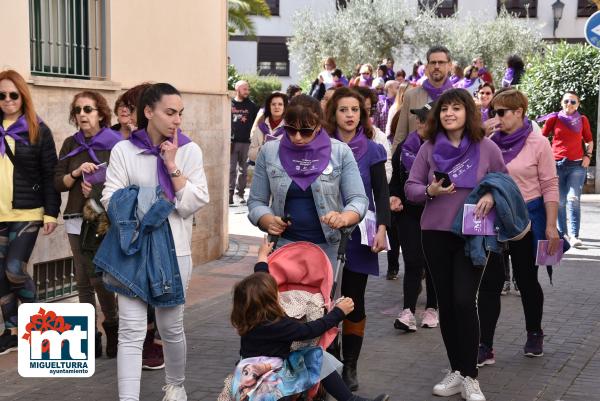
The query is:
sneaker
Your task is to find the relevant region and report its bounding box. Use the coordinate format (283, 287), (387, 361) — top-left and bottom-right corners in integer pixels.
(0, 329), (18, 355)
(432, 370), (463, 396)
(570, 237), (583, 248)
(524, 331), (544, 357)
(143, 342), (165, 370)
(386, 270), (398, 280)
(477, 344), (495, 367)
(421, 308), (439, 328)
(500, 280), (510, 295)
(162, 384), (187, 401)
(394, 308), (417, 332)
(461, 376), (486, 401)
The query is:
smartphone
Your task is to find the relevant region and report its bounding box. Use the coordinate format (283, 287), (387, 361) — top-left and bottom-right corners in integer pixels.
(434, 171), (452, 188)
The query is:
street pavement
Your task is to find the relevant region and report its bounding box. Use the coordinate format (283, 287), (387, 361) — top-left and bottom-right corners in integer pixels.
(0, 196), (599, 401)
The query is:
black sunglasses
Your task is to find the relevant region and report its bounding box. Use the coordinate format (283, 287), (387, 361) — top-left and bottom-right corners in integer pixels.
(563, 99), (577, 105)
(74, 105), (98, 114)
(489, 108), (513, 118)
(284, 125), (316, 137)
(0, 91), (19, 101)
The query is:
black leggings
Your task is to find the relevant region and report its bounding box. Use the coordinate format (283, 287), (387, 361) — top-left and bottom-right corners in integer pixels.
(422, 230), (485, 379)
(396, 211), (437, 312)
(386, 212), (401, 273)
(322, 371), (353, 400)
(341, 268), (368, 323)
(478, 251), (506, 348)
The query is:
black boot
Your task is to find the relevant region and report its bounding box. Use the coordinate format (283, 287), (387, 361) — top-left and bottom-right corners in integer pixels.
(102, 320), (118, 358)
(342, 333), (363, 391)
(95, 331), (103, 358)
(348, 394), (389, 401)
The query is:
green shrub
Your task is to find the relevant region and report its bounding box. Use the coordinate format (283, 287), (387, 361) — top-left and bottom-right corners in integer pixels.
(227, 64), (242, 91)
(239, 74), (282, 106)
(520, 42), (600, 165)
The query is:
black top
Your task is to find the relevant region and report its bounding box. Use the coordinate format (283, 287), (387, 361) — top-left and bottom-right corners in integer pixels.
(231, 98), (259, 143)
(370, 162), (391, 227)
(389, 145), (423, 217)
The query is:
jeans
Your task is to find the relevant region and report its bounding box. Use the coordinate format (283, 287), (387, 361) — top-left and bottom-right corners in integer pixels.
(557, 160), (586, 238)
(229, 142), (250, 197)
(117, 255), (192, 401)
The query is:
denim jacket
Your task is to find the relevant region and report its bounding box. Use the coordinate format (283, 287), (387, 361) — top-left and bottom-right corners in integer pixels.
(94, 185), (184, 307)
(247, 138), (368, 245)
(451, 172), (531, 267)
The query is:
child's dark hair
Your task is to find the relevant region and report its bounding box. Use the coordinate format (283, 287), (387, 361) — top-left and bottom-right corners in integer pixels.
(136, 83), (181, 129)
(231, 273), (286, 336)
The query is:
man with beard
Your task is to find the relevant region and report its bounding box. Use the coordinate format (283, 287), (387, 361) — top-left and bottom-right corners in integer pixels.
(391, 46), (453, 153)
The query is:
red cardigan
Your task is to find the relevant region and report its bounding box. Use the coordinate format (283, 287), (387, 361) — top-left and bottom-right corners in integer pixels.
(541, 115), (593, 161)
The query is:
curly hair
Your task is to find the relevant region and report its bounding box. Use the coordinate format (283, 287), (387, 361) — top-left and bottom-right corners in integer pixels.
(69, 91), (112, 128)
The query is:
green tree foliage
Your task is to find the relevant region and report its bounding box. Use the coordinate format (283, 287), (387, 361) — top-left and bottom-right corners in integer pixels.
(239, 74), (282, 107)
(228, 0), (271, 37)
(520, 42), (600, 164)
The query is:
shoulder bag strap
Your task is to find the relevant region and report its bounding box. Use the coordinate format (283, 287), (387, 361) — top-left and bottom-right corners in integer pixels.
(3, 137), (40, 191)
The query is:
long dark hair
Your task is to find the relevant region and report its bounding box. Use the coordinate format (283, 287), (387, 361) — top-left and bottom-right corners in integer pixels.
(324, 87), (374, 139)
(136, 83), (181, 129)
(424, 88), (484, 143)
(284, 94), (323, 128)
(231, 273), (286, 336)
(263, 92), (288, 120)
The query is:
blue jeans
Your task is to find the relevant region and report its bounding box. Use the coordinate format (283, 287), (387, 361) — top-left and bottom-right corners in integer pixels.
(556, 159), (586, 238)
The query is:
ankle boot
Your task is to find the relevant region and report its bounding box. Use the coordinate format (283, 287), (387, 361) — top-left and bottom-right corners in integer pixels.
(102, 320), (119, 358)
(95, 331), (103, 358)
(342, 319), (365, 392)
(348, 394), (389, 401)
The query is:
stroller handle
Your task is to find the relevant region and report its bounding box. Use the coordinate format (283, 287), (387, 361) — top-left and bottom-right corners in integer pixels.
(337, 228), (351, 259)
(268, 214), (292, 251)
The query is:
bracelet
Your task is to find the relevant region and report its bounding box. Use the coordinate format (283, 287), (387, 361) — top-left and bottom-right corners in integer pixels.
(584, 153), (592, 158)
(425, 184), (434, 200)
(70, 170), (78, 179)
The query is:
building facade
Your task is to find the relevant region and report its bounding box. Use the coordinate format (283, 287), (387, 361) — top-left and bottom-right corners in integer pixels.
(1, 0), (230, 301)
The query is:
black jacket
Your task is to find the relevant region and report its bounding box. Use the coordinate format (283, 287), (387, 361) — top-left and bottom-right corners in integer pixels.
(389, 145), (423, 218)
(5, 122), (61, 218)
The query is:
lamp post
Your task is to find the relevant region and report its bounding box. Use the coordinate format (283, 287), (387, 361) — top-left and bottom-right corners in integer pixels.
(552, 0), (565, 37)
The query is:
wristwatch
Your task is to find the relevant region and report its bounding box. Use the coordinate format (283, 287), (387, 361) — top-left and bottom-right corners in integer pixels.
(169, 168), (182, 177)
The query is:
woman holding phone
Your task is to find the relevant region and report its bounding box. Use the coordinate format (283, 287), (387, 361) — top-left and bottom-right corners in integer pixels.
(54, 91), (121, 358)
(405, 89), (506, 401)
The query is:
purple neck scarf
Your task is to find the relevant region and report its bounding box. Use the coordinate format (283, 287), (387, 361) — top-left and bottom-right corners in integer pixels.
(432, 132), (480, 188)
(491, 118), (533, 164)
(335, 126), (368, 162)
(278, 127), (332, 191)
(0, 115), (31, 156)
(422, 78), (454, 101)
(359, 76), (373, 88)
(537, 110), (582, 133)
(502, 67), (514, 88)
(481, 108), (490, 122)
(448, 75), (460, 85)
(454, 77), (476, 89)
(259, 120), (285, 142)
(129, 128), (192, 201)
(60, 128), (122, 164)
(478, 67), (488, 76)
(400, 131), (424, 171)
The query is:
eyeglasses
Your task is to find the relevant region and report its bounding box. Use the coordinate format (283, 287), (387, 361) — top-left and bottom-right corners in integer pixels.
(563, 99), (577, 105)
(0, 92), (19, 101)
(284, 125), (316, 137)
(74, 105), (98, 114)
(428, 61), (448, 66)
(489, 108), (513, 118)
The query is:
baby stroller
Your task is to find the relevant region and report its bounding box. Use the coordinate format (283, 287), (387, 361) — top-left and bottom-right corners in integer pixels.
(219, 238), (348, 401)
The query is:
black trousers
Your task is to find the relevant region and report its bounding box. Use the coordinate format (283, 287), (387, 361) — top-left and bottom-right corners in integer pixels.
(478, 251), (506, 348)
(422, 230), (485, 378)
(341, 268), (368, 323)
(386, 211), (401, 274)
(396, 210), (437, 312)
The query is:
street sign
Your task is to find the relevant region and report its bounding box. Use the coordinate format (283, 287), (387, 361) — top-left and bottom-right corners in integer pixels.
(585, 11), (600, 49)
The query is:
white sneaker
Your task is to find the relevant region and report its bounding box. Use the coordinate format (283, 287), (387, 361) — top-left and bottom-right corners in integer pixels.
(432, 370), (463, 396)
(461, 377), (486, 401)
(394, 308), (417, 332)
(570, 237), (583, 248)
(421, 308), (439, 328)
(162, 384), (187, 401)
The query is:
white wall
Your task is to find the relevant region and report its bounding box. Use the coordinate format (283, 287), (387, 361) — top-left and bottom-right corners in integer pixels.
(229, 41), (258, 76)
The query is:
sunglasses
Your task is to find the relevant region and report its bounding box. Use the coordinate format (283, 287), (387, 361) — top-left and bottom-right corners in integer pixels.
(489, 108), (513, 118)
(284, 125), (315, 137)
(563, 99), (577, 105)
(0, 92), (19, 101)
(74, 105), (98, 114)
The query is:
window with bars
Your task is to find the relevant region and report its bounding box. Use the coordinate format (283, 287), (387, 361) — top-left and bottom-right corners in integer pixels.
(577, 0), (597, 17)
(29, 0), (107, 80)
(419, 0), (458, 17)
(34, 257), (77, 302)
(497, 0), (537, 18)
(265, 0), (279, 16)
(257, 38), (289, 76)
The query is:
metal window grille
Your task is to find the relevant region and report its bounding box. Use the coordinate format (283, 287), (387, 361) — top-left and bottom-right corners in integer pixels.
(418, 0), (458, 17)
(257, 39), (289, 77)
(29, 0), (107, 80)
(34, 257), (78, 302)
(497, 0), (538, 18)
(577, 0), (596, 17)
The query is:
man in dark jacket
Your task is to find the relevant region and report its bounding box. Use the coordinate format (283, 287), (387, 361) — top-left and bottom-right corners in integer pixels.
(230, 80), (258, 205)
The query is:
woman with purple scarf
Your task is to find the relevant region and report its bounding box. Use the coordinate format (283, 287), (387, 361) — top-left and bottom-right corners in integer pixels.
(405, 89), (506, 401)
(453, 65), (481, 98)
(477, 83), (495, 124)
(324, 87), (391, 392)
(249, 92), (288, 163)
(501, 55), (525, 88)
(0, 70), (60, 356)
(540, 91), (594, 249)
(477, 89), (560, 369)
(55, 91), (121, 359)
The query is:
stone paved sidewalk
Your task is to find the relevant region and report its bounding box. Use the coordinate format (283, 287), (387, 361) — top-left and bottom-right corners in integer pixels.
(0, 198), (599, 401)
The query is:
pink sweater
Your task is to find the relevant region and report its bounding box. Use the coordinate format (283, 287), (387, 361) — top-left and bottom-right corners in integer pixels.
(506, 131), (559, 203)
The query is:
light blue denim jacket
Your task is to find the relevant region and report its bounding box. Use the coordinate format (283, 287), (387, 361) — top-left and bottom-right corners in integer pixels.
(247, 138), (368, 245)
